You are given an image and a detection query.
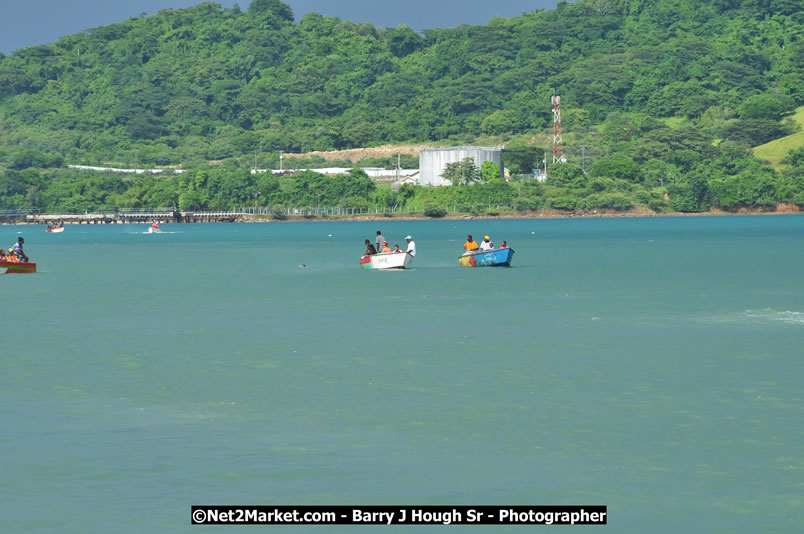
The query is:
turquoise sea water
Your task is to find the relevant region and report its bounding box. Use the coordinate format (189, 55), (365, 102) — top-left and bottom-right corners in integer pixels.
(1, 216), (802, 533)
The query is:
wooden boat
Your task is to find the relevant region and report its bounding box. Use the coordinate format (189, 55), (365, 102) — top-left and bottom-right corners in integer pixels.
(46, 226), (64, 233)
(458, 247), (514, 267)
(360, 251), (413, 270)
(1, 261), (37, 273)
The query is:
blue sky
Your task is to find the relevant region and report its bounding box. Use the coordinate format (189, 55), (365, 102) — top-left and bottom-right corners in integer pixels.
(1, 0), (561, 55)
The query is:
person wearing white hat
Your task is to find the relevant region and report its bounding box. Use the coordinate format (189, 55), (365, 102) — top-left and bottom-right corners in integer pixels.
(405, 236), (416, 257)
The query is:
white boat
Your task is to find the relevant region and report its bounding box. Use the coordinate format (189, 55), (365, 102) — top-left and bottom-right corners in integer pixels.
(46, 226), (64, 233)
(147, 226), (163, 234)
(359, 251), (413, 270)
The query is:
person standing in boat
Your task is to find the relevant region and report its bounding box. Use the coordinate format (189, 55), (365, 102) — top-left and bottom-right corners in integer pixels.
(375, 230), (385, 254)
(479, 235), (494, 251)
(405, 236), (416, 257)
(364, 239), (378, 256)
(12, 237), (29, 262)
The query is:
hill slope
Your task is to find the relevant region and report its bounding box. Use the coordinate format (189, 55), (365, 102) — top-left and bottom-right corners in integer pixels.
(0, 0), (801, 167)
(0, 0), (802, 214)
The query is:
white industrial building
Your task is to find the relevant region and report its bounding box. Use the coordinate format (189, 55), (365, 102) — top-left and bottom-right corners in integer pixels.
(419, 146), (503, 186)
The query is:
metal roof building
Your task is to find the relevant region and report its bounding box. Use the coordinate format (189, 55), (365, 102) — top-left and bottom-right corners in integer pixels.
(419, 146), (503, 186)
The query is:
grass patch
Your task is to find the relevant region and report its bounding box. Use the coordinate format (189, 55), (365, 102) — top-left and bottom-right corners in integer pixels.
(754, 131), (804, 168)
(753, 106), (804, 169)
(661, 117), (687, 129)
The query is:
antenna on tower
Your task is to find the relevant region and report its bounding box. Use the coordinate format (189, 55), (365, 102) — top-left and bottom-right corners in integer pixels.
(552, 90), (564, 164)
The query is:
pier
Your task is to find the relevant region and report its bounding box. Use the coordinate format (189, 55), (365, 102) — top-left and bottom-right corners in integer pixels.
(21, 210), (249, 225)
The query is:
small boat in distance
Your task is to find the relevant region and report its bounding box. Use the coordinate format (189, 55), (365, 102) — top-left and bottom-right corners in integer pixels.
(1, 261), (37, 273)
(360, 251), (413, 270)
(458, 247), (515, 267)
(148, 222), (163, 233)
(46, 224), (64, 233)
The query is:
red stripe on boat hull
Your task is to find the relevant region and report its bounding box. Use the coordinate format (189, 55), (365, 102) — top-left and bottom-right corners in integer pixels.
(1, 261), (37, 273)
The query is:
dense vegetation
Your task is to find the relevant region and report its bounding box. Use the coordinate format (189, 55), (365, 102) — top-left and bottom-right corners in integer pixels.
(0, 0), (802, 214)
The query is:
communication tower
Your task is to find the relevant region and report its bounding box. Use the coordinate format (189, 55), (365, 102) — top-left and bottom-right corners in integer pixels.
(552, 93), (564, 164)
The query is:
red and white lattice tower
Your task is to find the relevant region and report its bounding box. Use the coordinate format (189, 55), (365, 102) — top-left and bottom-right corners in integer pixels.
(552, 93), (564, 164)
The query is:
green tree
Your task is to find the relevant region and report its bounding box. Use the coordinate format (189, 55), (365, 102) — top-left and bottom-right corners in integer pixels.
(503, 142), (544, 175)
(481, 160), (502, 182)
(385, 25), (423, 57)
(340, 195), (369, 209)
(667, 172), (711, 212)
(397, 183), (415, 206)
(248, 0), (294, 22)
(481, 109), (520, 135)
(441, 158), (481, 186)
(783, 147), (804, 168)
(423, 202), (447, 217)
(738, 93), (796, 120)
(372, 188), (395, 208)
(546, 163), (585, 187)
(589, 154), (640, 181)
(720, 119), (794, 146)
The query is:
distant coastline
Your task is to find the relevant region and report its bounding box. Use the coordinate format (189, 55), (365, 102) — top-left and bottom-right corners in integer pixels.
(327, 205), (802, 222)
(2, 205), (800, 226)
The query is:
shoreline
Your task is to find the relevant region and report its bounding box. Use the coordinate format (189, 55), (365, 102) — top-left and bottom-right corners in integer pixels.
(1, 205), (800, 225)
(325, 205), (801, 222)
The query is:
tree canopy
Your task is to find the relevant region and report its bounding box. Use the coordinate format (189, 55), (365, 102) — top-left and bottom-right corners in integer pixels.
(0, 0), (802, 214)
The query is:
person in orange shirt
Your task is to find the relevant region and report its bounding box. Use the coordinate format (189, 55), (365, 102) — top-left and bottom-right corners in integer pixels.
(463, 235), (479, 252)
(381, 241), (391, 253)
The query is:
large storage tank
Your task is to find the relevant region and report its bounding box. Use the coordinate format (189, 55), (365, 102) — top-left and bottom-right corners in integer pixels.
(419, 146), (503, 186)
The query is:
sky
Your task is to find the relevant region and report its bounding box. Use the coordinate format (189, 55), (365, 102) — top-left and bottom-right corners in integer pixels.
(1, 0), (561, 55)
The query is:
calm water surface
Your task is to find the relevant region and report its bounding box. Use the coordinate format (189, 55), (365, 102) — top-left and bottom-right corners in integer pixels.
(2, 216), (802, 533)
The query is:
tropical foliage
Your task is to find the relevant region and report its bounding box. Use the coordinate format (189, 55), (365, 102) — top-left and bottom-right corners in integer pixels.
(0, 0), (802, 214)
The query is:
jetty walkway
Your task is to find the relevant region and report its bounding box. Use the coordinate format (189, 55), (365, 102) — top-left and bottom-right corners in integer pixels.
(14, 210), (248, 225)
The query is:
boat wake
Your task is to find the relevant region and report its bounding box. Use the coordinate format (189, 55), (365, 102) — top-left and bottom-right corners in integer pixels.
(704, 309), (804, 326)
(743, 309), (804, 325)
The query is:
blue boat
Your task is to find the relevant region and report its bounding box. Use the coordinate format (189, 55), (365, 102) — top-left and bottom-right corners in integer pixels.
(458, 247), (514, 267)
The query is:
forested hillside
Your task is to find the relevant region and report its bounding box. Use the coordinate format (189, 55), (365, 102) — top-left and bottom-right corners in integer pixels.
(0, 0), (802, 214)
